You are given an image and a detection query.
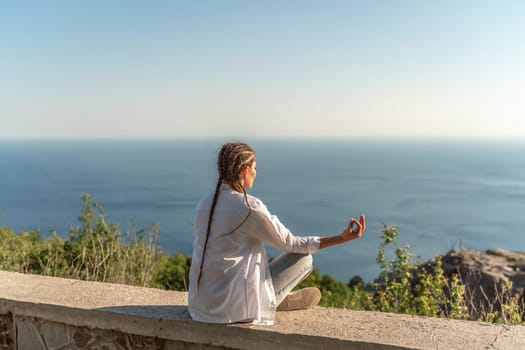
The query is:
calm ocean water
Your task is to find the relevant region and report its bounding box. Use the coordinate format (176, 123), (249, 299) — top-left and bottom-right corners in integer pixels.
(1, 138), (525, 283)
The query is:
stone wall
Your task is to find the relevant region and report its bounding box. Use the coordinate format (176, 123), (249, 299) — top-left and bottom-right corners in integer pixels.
(0, 312), (229, 350)
(0, 313), (14, 350)
(1, 270), (525, 350)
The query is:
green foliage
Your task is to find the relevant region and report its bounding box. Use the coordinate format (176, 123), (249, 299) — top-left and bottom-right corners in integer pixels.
(483, 281), (524, 325)
(0, 194), (161, 287)
(369, 224), (466, 318)
(151, 253), (191, 291)
(348, 275), (365, 290)
(0, 227), (68, 276)
(297, 269), (370, 309)
(63, 194), (161, 286)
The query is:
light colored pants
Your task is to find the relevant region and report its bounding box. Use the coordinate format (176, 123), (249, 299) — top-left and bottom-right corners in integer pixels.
(269, 253), (314, 306)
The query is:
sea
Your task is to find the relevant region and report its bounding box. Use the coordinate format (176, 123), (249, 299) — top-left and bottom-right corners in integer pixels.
(1, 138), (525, 283)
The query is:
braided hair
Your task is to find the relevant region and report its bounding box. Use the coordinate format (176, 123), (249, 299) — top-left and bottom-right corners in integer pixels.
(197, 142), (256, 290)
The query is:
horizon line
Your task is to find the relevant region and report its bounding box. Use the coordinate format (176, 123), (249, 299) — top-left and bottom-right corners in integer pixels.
(1, 135), (524, 143)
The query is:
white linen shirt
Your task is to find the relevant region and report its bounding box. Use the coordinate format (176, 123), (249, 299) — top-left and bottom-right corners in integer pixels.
(188, 184), (320, 325)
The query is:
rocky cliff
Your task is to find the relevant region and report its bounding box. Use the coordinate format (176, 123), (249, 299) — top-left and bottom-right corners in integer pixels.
(437, 249), (525, 320)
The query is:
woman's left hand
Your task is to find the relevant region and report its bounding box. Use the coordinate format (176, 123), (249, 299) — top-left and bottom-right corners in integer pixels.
(341, 215), (366, 242)
(318, 214), (366, 249)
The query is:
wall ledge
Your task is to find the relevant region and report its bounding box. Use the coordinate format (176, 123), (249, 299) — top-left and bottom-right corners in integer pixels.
(1, 270), (524, 350)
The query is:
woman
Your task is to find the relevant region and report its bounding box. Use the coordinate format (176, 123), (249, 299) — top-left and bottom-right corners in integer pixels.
(188, 141), (365, 325)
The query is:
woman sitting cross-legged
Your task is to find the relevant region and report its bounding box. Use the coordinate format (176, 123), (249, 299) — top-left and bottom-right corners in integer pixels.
(188, 141), (366, 325)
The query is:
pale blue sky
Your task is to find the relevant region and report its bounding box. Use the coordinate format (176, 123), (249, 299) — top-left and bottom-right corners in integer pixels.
(1, 1), (524, 138)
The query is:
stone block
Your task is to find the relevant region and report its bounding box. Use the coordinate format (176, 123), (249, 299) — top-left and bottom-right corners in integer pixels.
(0, 313), (15, 350)
(73, 327), (95, 348)
(16, 317), (45, 350)
(40, 321), (70, 350)
(162, 340), (233, 350)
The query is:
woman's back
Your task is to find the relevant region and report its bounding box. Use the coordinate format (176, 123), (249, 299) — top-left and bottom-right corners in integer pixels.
(188, 185), (276, 324)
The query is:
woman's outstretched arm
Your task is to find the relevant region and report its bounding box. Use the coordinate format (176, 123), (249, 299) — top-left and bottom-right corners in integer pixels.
(319, 215), (366, 249)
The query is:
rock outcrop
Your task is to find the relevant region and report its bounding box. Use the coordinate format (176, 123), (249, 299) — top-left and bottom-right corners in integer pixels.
(438, 249), (525, 320)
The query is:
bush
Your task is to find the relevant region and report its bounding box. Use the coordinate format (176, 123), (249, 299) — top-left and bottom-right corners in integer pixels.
(369, 224), (466, 318)
(297, 269), (370, 309)
(483, 281), (524, 325)
(152, 253), (192, 291)
(0, 194), (160, 287)
(63, 194), (161, 286)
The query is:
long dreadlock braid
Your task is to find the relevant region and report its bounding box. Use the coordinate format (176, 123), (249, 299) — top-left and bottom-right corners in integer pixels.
(197, 142), (256, 290)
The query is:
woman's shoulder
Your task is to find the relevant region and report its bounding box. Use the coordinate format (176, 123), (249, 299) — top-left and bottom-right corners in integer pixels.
(247, 194), (269, 214)
(196, 188), (269, 214)
(195, 192), (213, 211)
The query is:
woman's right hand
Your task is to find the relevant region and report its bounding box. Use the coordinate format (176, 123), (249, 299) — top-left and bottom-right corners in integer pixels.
(341, 215), (366, 242)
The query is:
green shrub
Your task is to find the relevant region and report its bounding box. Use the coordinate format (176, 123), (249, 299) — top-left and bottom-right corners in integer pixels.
(152, 253), (192, 291)
(297, 269), (370, 309)
(369, 224), (466, 318)
(0, 194), (159, 287)
(61, 194), (160, 286)
(483, 281), (524, 325)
